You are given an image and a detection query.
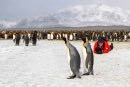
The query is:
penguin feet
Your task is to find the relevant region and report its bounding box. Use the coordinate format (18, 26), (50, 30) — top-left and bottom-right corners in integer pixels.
(67, 75), (76, 79)
(76, 75), (81, 79)
(90, 72), (94, 75)
(25, 44), (28, 46)
(82, 72), (94, 75)
(82, 72), (90, 75)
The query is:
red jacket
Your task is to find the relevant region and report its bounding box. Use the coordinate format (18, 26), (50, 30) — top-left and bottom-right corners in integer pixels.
(94, 40), (111, 54)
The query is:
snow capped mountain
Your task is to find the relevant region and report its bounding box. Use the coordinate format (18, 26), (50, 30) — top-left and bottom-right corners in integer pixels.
(55, 4), (130, 26)
(1, 4), (130, 28)
(0, 20), (17, 28)
(15, 16), (64, 28)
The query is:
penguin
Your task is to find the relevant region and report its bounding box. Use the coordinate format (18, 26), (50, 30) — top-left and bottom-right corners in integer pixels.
(50, 32), (54, 40)
(69, 33), (73, 41)
(124, 34), (127, 41)
(4, 33), (8, 39)
(82, 37), (94, 75)
(32, 31), (37, 46)
(13, 33), (16, 42)
(28, 33), (31, 40)
(64, 34), (68, 40)
(56, 34), (59, 40)
(47, 33), (51, 40)
(15, 33), (21, 46)
(24, 34), (29, 46)
(63, 37), (81, 79)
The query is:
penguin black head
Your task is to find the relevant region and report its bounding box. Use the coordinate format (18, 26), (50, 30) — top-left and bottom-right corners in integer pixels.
(82, 37), (86, 43)
(62, 37), (67, 44)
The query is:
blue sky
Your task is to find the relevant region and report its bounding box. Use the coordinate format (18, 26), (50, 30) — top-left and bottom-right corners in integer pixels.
(0, 0), (130, 20)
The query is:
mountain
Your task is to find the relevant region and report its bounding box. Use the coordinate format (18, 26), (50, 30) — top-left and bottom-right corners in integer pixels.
(0, 20), (17, 28)
(1, 4), (130, 28)
(54, 4), (130, 26)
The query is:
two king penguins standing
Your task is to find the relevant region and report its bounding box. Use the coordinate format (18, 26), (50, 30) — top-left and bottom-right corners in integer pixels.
(63, 37), (94, 79)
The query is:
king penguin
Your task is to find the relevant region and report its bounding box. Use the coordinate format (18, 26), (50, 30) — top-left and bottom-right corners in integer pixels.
(63, 37), (81, 79)
(82, 37), (94, 75)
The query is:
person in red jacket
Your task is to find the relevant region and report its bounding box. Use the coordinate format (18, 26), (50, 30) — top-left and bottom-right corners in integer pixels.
(94, 37), (113, 54)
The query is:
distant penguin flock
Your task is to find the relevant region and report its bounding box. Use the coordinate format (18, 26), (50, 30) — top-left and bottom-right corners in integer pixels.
(13, 31), (38, 46)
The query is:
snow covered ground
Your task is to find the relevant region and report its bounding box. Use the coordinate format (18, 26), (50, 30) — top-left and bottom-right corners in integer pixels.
(0, 40), (130, 87)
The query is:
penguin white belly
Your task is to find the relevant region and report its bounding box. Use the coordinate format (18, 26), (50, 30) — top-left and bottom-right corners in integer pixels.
(50, 34), (53, 40)
(13, 35), (15, 40)
(69, 34), (73, 40)
(65, 46), (73, 75)
(56, 35), (59, 39)
(67, 48), (70, 63)
(59, 34), (61, 39)
(47, 34), (49, 39)
(65, 47), (70, 63)
(5, 34), (8, 39)
(124, 35), (127, 41)
(82, 46), (87, 60)
(65, 34), (68, 39)
(28, 34), (31, 39)
(82, 46), (87, 73)
(129, 33), (130, 37)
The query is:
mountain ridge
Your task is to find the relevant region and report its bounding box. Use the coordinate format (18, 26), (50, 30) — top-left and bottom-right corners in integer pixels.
(0, 4), (130, 28)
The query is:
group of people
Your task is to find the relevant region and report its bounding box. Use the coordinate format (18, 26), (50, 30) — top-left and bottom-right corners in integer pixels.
(13, 31), (38, 46)
(63, 36), (113, 79)
(94, 36), (113, 54)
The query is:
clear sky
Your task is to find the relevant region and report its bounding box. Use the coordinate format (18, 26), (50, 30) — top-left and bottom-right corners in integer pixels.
(0, 0), (130, 20)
